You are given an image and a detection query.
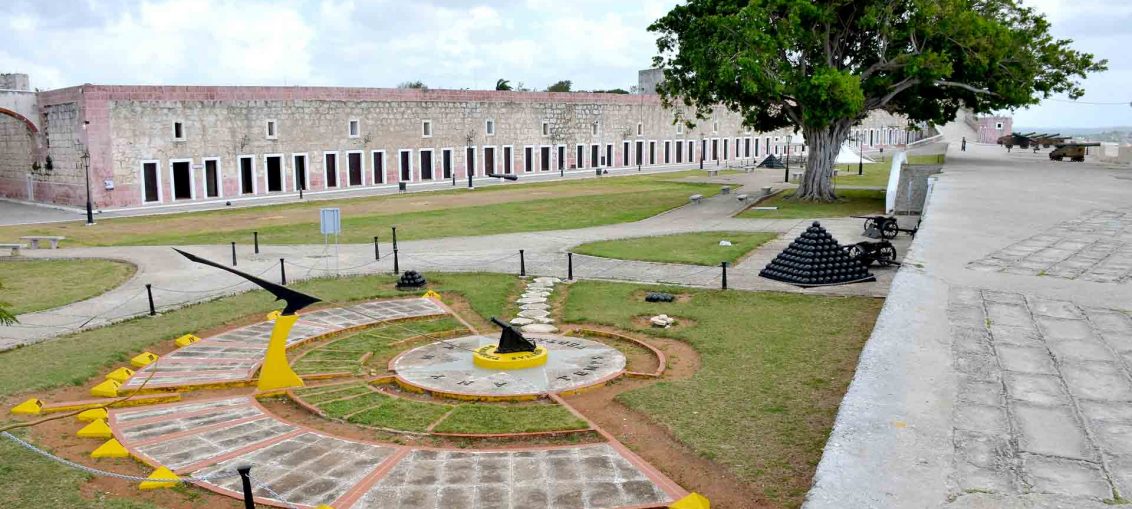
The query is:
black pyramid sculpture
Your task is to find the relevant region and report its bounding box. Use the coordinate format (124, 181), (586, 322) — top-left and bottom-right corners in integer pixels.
(396, 270), (427, 289)
(758, 155), (786, 169)
(759, 221), (876, 287)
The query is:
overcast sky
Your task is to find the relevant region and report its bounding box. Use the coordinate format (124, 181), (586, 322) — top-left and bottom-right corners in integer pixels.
(1, 0), (1126, 129)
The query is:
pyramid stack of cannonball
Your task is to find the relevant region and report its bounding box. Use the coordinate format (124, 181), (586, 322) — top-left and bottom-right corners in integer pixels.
(759, 221), (875, 287)
(396, 270), (427, 289)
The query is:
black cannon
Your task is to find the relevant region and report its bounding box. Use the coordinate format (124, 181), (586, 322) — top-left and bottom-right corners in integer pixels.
(845, 240), (900, 267)
(852, 215), (917, 240)
(490, 317), (537, 354)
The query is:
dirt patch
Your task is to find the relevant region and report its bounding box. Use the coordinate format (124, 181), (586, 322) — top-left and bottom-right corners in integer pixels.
(562, 324), (772, 509)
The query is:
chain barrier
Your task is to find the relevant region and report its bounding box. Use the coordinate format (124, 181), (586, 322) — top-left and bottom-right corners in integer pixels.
(0, 287), (149, 331)
(150, 262), (281, 295)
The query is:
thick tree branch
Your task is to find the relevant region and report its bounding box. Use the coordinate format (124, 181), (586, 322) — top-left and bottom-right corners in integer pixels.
(934, 80), (997, 96)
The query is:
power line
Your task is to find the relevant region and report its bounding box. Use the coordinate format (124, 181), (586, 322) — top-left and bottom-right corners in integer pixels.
(1046, 98), (1131, 106)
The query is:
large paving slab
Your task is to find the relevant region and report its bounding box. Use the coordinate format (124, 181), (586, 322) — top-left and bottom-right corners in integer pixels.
(805, 139), (1132, 508)
(110, 396), (681, 508)
(122, 298), (446, 391)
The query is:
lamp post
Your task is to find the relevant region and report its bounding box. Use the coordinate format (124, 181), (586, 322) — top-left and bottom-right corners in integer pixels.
(81, 120), (94, 225)
(699, 134), (704, 170)
(857, 135), (864, 176)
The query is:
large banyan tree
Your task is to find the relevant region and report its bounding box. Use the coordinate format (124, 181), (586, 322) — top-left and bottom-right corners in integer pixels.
(650, 0), (1106, 201)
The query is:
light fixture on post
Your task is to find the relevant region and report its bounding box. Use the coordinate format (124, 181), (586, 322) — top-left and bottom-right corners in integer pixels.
(81, 120), (94, 225)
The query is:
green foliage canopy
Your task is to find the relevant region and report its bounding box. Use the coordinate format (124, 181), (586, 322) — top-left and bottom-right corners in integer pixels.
(546, 80), (573, 92)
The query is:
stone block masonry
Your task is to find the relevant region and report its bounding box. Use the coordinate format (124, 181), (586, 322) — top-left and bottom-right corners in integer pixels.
(0, 76), (916, 209)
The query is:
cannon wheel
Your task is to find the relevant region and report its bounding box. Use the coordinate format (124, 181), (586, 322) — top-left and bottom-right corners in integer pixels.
(1072, 156), (1084, 162)
(846, 244), (865, 261)
(862, 217), (879, 234)
(878, 244), (898, 265)
(880, 220), (900, 239)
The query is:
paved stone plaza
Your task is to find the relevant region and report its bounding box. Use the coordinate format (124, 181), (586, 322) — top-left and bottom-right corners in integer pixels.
(392, 335), (626, 397)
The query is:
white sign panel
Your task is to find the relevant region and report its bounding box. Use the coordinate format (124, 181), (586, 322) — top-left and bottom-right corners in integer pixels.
(320, 208), (341, 235)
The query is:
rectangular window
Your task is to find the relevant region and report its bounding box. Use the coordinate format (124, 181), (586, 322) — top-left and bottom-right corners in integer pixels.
(592, 122), (599, 136)
(239, 156), (255, 194)
(347, 151), (363, 186)
(664, 141), (671, 164)
(348, 120), (359, 138)
(712, 121), (719, 133)
(422, 120), (432, 138)
(265, 155), (283, 192)
(689, 140), (695, 161)
(637, 123), (643, 136)
(173, 121), (185, 140)
(676, 123), (683, 134)
(171, 160), (193, 200)
(635, 141), (644, 165)
(557, 145), (565, 171)
(590, 144), (599, 168)
(442, 149), (453, 179)
(648, 141), (656, 165)
(324, 152), (338, 188)
(744, 138), (751, 158)
(294, 154), (308, 190)
(524, 146), (533, 173)
(483, 147), (495, 175)
(204, 158), (220, 198)
(623, 141), (630, 166)
(371, 151), (385, 184)
(723, 139), (729, 160)
(542, 121), (550, 137)
(142, 161), (160, 202)
(486, 119), (495, 136)
(576, 145), (584, 169)
(675, 141), (683, 163)
(541, 146), (551, 171)
(399, 150), (412, 182)
(265, 120), (277, 139)
(711, 139), (719, 160)
(503, 146), (512, 174)
(420, 149), (434, 180)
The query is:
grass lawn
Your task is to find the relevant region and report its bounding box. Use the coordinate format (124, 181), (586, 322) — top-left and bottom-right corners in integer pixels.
(572, 231), (777, 266)
(0, 171), (720, 247)
(563, 281), (882, 507)
(736, 189), (886, 219)
(0, 259), (136, 314)
(346, 396), (452, 432)
(291, 317), (467, 375)
(432, 403), (588, 434)
(832, 153), (947, 188)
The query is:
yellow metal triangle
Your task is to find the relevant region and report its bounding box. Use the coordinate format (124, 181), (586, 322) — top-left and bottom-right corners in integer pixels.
(174, 334), (200, 347)
(9, 398), (43, 415)
(130, 352), (159, 368)
(91, 438), (129, 458)
(77, 408), (108, 422)
(90, 379), (121, 398)
(138, 466), (180, 490)
(669, 492), (710, 509)
(266, 310), (282, 321)
(105, 367), (135, 383)
(77, 418), (113, 439)
(422, 289), (441, 300)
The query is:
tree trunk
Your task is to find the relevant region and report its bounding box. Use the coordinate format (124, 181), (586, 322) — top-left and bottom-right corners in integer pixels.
(796, 120), (853, 202)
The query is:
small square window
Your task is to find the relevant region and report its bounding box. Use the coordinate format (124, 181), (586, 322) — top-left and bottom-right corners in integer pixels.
(592, 122), (599, 136)
(676, 123), (684, 135)
(637, 123), (643, 136)
(996, 122), (1004, 130)
(712, 121), (719, 133)
(265, 120), (277, 139)
(173, 121), (185, 140)
(422, 120), (432, 138)
(542, 121), (550, 137)
(486, 119), (495, 136)
(348, 119), (360, 138)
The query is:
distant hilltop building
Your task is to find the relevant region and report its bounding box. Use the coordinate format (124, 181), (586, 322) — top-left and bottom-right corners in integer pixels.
(0, 71), (921, 210)
(976, 114), (1013, 144)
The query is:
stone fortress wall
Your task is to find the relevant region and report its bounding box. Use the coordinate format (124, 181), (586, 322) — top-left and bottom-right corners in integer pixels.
(0, 72), (918, 210)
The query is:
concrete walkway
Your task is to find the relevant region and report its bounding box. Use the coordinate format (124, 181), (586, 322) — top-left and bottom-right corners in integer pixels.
(805, 138), (1132, 507)
(1, 167), (908, 350)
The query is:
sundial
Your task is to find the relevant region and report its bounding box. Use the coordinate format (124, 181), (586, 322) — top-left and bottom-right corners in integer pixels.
(391, 325), (626, 398)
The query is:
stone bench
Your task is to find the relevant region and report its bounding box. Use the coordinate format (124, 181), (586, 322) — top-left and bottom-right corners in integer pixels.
(721, 186), (731, 195)
(736, 194), (750, 202)
(707, 169), (719, 177)
(0, 243), (23, 256)
(790, 171), (804, 181)
(689, 194), (704, 204)
(20, 235), (65, 249)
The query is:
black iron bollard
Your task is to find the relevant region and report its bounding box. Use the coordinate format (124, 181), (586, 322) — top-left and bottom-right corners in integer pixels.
(519, 249), (526, 276)
(392, 226), (399, 274)
(236, 465), (255, 509)
(567, 252), (573, 280)
(253, 231), (259, 254)
(373, 236), (380, 260)
(280, 258), (286, 286)
(145, 284), (155, 316)
(721, 261), (728, 290)
(231, 242), (237, 266)
(392, 226), (398, 251)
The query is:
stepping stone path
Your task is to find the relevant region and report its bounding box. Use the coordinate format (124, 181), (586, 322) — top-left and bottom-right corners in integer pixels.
(510, 277), (561, 333)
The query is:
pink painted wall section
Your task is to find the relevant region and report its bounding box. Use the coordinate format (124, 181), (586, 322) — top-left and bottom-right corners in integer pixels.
(76, 85), (663, 107)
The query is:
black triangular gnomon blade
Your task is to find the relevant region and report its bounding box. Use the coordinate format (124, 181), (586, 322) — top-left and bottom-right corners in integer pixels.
(173, 248), (321, 315)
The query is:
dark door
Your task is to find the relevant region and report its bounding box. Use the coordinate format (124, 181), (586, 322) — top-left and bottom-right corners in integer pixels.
(635, 141), (643, 165)
(172, 161), (192, 199)
(745, 138), (751, 157)
(400, 151), (411, 181)
(294, 155), (307, 190)
(325, 153), (338, 188)
(371, 153), (383, 184)
(484, 147), (495, 175)
(576, 145), (584, 169)
(590, 145), (598, 168)
(711, 139), (719, 160)
(205, 160), (219, 197)
(465, 147), (475, 177)
(348, 152), (362, 185)
(143, 162), (159, 202)
(443, 150), (452, 179)
(605, 145), (612, 167)
(648, 142), (655, 164)
(421, 151), (433, 180)
(241, 157), (254, 194)
(723, 139), (729, 160)
(266, 156), (282, 192)
(524, 147), (533, 172)
(502, 147), (511, 174)
(541, 147), (550, 171)
(623, 142), (630, 166)
(664, 142), (671, 164)
(676, 142), (683, 163)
